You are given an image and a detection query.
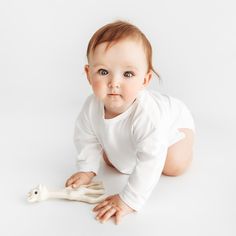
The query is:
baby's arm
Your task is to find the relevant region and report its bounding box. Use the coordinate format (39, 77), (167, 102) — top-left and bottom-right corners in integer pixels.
(65, 96), (103, 189)
(119, 130), (169, 211)
(73, 96), (103, 175)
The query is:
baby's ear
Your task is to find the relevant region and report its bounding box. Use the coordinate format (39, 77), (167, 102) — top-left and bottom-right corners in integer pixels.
(84, 64), (89, 73)
(143, 71), (152, 87)
(84, 65), (91, 84)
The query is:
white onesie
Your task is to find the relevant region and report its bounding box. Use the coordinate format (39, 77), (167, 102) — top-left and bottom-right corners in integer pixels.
(74, 89), (195, 211)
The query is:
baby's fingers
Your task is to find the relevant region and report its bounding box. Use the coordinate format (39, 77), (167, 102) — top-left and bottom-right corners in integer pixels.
(65, 176), (80, 188)
(115, 210), (122, 225)
(93, 200), (109, 212)
(95, 204), (113, 220)
(65, 177), (74, 187)
(71, 178), (83, 188)
(100, 207), (117, 223)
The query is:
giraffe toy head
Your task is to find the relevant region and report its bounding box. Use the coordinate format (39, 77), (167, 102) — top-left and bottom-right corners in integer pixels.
(27, 184), (48, 202)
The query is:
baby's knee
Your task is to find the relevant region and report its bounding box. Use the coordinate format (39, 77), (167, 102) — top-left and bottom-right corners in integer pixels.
(163, 164), (187, 176)
(162, 155), (193, 177)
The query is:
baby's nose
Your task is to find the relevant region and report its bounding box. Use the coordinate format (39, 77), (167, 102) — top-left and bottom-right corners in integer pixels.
(108, 78), (121, 88)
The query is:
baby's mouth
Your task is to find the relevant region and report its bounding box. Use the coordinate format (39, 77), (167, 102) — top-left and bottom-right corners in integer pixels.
(107, 94), (121, 99)
(108, 93), (121, 96)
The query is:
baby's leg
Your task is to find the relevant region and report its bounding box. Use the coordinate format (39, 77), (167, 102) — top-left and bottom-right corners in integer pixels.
(162, 128), (194, 176)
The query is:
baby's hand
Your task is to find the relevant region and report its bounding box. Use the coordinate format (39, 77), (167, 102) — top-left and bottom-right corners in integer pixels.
(93, 194), (135, 224)
(65, 171), (95, 188)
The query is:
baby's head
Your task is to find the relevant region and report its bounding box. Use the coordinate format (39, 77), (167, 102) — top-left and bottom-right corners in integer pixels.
(86, 20), (158, 78)
(84, 21), (158, 118)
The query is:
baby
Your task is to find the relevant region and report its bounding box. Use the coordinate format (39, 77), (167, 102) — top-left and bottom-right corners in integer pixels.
(65, 20), (195, 224)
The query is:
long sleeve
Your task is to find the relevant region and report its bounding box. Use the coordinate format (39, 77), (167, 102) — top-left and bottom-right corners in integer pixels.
(74, 97), (103, 175)
(119, 125), (169, 211)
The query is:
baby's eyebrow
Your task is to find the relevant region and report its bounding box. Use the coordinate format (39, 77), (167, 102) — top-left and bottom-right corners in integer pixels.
(124, 66), (139, 71)
(91, 64), (139, 71)
(91, 63), (106, 68)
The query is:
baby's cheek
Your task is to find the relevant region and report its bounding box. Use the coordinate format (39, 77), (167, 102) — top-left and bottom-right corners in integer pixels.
(92, 81), (106, 98)
(123, 86), (139, 101)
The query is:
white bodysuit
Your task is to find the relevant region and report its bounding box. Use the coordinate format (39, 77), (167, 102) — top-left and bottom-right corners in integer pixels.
(74, 89), (195, 211)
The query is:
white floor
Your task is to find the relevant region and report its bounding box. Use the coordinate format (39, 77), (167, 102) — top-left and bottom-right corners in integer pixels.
(1, 109), (235, 236)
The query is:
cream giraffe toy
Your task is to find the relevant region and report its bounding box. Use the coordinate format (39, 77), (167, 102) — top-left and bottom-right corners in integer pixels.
(27, 181), (107, 204)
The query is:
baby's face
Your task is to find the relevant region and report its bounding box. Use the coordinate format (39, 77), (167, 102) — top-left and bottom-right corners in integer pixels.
(85, 39), (152, 118)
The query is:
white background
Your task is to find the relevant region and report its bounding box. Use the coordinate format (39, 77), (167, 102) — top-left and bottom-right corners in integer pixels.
(0, 0), (235, 235)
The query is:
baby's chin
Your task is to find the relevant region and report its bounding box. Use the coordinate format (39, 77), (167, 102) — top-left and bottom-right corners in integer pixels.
(105, 100), (134, 115)
(105, 101), (123, 110)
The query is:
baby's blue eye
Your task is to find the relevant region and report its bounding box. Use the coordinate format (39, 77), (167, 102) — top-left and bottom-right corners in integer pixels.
(98, 69), (108, 76)
(124, 71), (134, 78)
